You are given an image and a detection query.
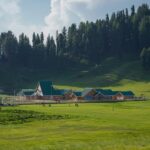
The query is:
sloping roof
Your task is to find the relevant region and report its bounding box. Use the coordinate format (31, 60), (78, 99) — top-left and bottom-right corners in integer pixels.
(61, 89), (72, 95)
(38, 81), (65, 96)
(82, 88), (94, 96)
(52, 89), (64, 96)
(96, 89), (135, 97)
(120, 91), (135, 96)
(39, 80), (54, 95)
(96, 89), (118, 96)
(74, 91), (82, 97)
(18, 89), (35, 96)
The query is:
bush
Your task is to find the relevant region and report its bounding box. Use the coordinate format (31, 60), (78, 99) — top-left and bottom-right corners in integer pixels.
(0, 109), (71, 125)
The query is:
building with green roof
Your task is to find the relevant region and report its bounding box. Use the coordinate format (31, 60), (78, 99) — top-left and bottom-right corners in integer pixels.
(18, 89), (35, 96)
(34, 80), (65, 100)
(73, 91), (84, 100)
(82, 88), (97, 100)
(19, 81), (135, 101)
(113, 91), (135, 100)
(35, 80), (53, 96)
(95, 89), (117, 100)
(120, 91), (135, 96)
(95, 89), (135, 100)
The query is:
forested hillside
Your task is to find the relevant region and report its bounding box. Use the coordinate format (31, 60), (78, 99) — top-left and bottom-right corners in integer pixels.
(0, 4), (150, 94)
(0, 4), (150, 68)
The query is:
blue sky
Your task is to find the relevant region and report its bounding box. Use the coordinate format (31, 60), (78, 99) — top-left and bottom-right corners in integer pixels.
(20, 0), (50, 26)
(0, 0), (150, 38)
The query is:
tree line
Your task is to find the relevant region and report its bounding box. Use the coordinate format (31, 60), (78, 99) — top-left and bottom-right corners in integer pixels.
(0, 4), (150, 69)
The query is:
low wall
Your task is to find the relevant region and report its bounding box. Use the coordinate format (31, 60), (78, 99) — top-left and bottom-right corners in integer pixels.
(0, 96), (147, 105)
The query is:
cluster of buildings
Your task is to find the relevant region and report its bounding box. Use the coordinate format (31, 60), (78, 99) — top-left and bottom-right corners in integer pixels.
(18, 80), (135, 101)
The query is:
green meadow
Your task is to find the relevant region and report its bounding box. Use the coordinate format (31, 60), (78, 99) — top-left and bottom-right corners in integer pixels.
(0, 101), (150, 150)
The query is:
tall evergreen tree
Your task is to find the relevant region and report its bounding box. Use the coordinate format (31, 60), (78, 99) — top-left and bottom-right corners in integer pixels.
(18, 33), (31, 67)
(139, 16), (150, 49)
(0, 31), (18, 63)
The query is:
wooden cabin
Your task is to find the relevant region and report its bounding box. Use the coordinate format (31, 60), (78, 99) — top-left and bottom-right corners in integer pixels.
(17, 89), (35, 100)
(95, 89), (118, 100)
(34, 80), (63, 100)
(82, 88), (97, 100)
(63, 90), (76, 100)
(62, 90), (84, 100)
(112, 91), (135, 100)
(95, 89), (135, 101)
(73, 91), (84, 100)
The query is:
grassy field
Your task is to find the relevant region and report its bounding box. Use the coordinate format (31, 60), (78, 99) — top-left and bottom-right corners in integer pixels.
(0, 101), (150, 150)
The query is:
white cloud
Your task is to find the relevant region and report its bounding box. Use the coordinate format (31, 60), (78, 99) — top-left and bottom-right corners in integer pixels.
(0, 0), (149, 40)
(0, 0), (20, 16)
(43, 0), (92, 35)
(43, 0), (124, 36)
(0, 0), (42, 41)
(0, 0), (20, 31)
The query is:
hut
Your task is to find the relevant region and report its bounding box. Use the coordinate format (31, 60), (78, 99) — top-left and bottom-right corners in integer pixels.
(82, 88), (97, 100)
(74, 91), (84, 100)
(95, 89), (118, 100)
(112, 91), (135, 100)
(34, 80), (63, 100)
(17, 89), (35, 100)
(63, 90), (75, 100)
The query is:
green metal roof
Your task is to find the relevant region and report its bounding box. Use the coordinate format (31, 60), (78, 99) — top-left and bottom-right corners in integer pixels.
(96, 89), (135, 96)
(61, 90), (72, 95)
(39, 80), (54, 96)
(74, 91), (82, 97)
(96, 89), (118, 96)
(19, 89), (35, 96)
(120, 91), (135, 96)
(39, 81), (65, 96)
(52, 89), (64, 96)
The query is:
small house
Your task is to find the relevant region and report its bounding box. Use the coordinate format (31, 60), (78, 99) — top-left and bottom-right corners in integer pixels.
(35, 80), (53, 98)
(112, 91), (135, 100)
(18, 89), (35, 100)
(63, 90), (76, 100)
(95, 89), (118, 100)
(62, 90), (83, 100)
(34, 80), (63, 100)
(82, 88), (97, 100)
(74, 91), (84, 100)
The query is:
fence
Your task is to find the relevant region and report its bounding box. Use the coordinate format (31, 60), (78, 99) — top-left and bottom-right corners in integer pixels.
(0, 96), (148, 106)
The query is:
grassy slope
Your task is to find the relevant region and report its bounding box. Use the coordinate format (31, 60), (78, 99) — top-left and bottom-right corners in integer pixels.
(0, 57), (150, 97)
(0, 101), (150, 150)
(54, 58), (150, 97)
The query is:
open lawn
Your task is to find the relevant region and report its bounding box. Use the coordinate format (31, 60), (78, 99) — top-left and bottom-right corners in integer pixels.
(0, 101), (150, 150)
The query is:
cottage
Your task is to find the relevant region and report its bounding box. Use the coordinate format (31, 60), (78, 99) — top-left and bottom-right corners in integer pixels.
(74, 91), (84, 100)
(18, 89), (35, 100)
(62, 90), (83, 100)
(95, 89), (135, 101)
(82, 88), (97, 100)
(112, 91), (135, 100)
(63, 90), (75, 100)
(35, 80), (53, 97)
(52, 90), (65, 101)
(34, 80), (63, 100)
(95, 89), (118, 100)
